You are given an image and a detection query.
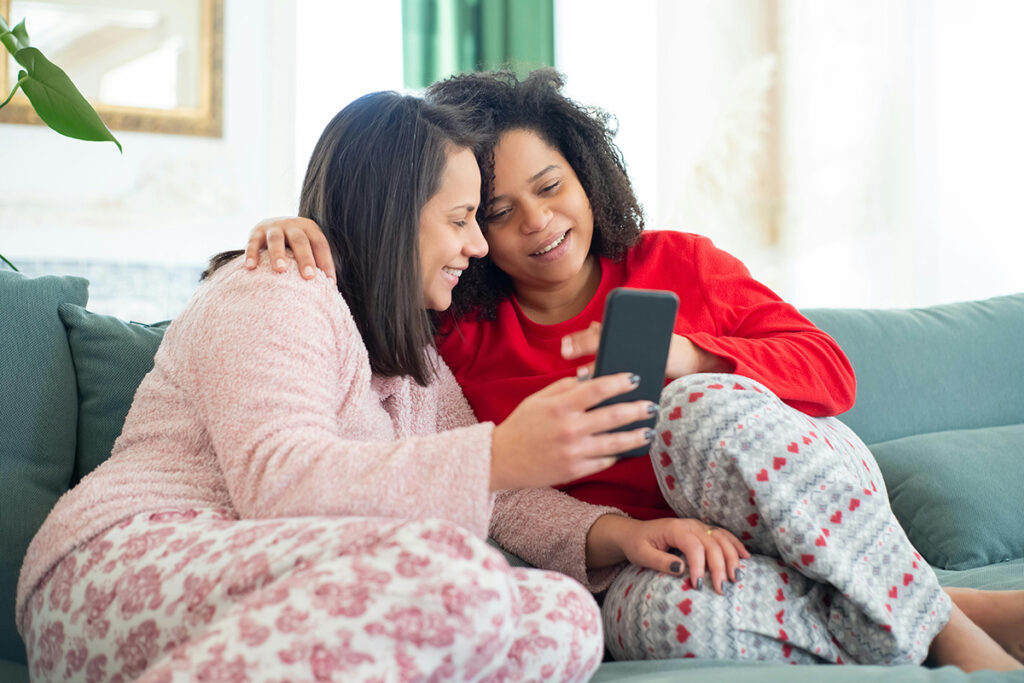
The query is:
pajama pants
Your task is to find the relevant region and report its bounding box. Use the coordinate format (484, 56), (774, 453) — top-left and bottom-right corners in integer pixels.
(22, 511), (603, 683)
(602, 373), (951, 665)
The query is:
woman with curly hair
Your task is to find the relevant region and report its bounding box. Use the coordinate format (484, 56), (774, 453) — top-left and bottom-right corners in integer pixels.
(16, 90), (672, 682)
(246, 70), (1022, 671)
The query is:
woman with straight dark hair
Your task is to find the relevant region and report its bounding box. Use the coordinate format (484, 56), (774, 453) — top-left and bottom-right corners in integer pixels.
(246, 70), (1023, 673)
(15, 91), (656, 682)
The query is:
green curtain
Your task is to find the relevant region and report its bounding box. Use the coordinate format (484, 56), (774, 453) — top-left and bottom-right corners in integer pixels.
(402, 0), (554, 90)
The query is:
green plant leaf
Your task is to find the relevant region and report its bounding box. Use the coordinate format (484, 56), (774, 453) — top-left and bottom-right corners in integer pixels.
(14, 47), (122, 152)
(10, 19), (30, 51)
(0, 15), (29, 53)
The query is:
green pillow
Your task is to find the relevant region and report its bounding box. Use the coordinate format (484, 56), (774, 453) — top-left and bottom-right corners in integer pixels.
(57, 303), (169, 484)
(870, 424), (1024, 571)
(0, 271), (88, 664)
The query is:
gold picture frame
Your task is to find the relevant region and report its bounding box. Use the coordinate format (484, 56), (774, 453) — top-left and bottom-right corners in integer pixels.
(0, 0), (223, 137)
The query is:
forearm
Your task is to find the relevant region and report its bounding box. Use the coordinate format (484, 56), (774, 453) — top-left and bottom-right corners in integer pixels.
(490, 487), (628, 591)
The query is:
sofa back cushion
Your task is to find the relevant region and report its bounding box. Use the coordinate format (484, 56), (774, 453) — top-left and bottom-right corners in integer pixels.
(804, 293), (1024, 445)
(0, 272), (88, 664)
(58, 304), (170, 486)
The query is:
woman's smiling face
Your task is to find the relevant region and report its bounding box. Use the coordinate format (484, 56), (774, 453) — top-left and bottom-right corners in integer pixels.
(483, 129), (595, 295)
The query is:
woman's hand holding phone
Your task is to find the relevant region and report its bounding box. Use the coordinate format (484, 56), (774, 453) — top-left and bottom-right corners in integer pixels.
(561, 323), (731, 380)
(489, 373), (656, 491)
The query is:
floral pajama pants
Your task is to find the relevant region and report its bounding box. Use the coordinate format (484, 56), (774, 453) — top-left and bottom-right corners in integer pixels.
(602, 373), (951, 665)
(23, 512), (603, 682)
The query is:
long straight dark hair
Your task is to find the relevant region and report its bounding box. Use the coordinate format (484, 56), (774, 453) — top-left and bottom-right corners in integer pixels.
(204, 92), (479, 385)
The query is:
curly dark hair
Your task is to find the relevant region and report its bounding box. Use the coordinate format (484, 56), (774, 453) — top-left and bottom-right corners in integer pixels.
(426, 68), (644, 320)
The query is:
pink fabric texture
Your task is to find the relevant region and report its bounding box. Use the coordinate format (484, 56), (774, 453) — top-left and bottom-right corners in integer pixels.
(23, 509), (603, 682)
(14, 257), (578, 677)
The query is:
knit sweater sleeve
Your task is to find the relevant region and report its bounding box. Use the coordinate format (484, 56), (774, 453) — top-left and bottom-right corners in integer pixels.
(178, 261), (494, 536)
(489, 486), (628, 592)
(682, 235), (856, 416)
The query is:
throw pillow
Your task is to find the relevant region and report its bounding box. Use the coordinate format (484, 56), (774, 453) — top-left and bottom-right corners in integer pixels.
(57, 303), (170, 485)
(870, 424), (1024, 570)
(0, 271), (88, 664)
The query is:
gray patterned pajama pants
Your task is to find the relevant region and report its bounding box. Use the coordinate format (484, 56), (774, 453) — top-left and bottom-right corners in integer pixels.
(602, 373), (951, 665)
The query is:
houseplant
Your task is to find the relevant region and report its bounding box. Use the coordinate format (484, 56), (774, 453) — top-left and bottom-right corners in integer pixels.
(0, 13), (121, 271)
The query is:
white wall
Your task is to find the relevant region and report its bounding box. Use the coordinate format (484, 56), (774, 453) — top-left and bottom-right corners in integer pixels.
(0, 0), (298, 268)
(556, 0), (1024, 309)
(4, 1), (1022, 314)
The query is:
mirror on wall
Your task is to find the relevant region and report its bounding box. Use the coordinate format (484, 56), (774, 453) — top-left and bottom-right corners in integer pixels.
(0, 0), (223, 136)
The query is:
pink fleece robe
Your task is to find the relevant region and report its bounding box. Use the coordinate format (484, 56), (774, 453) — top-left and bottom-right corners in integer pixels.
(16, 257), (497, 635)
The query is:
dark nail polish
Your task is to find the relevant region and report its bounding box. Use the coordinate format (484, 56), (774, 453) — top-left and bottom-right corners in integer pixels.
(734, 569), (744, 581)
(646, 402), (658, 416)
(669, 561), (681, 574)
(695, 577), (704, 590)
(643, 429), (655, 443)
(629, 373), (641, 386)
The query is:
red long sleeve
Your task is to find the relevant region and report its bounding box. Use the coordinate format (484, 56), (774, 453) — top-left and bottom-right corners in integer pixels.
(439, 230), (855, 521)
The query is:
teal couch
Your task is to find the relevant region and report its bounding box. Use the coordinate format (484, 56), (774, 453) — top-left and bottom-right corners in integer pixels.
(2, 269), (1023, 682)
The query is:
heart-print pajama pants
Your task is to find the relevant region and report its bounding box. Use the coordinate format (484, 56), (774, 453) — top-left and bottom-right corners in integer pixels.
(22, 511), (603, 682)
(602, 373), (951, 665)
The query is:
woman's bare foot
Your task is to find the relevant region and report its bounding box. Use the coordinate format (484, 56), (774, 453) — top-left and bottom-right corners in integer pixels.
(945, 587), (1024, 662)
(927, 602), (1022, 672)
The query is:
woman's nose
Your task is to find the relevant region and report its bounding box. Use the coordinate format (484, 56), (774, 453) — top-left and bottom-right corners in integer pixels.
(463, 218), (488, 257)
(519, 199), (551, 234)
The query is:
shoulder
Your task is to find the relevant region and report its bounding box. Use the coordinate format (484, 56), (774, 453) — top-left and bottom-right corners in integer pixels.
(171, 254), (362, 360)
(630, 230), (708, 260)
(620, 230), (709, 275)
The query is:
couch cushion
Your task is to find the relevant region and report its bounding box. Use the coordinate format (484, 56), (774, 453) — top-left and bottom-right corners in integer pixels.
(804, 293), (1024, 445)
(869, 424), (1024, 571)
(0, 271), (88, 664)
(58, 304), (169, 484)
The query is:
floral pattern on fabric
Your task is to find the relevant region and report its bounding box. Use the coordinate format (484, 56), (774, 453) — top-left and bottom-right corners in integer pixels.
(24, 510), (603, 682)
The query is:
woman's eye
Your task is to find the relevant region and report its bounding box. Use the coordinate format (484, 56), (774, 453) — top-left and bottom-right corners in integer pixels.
(486, 207), (511, 222)
(453, 220), (466, 227)
(540, 181), (560, 194)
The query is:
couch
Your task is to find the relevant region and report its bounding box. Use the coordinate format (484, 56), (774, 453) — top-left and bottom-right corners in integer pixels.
(2, 269), (1022, 682)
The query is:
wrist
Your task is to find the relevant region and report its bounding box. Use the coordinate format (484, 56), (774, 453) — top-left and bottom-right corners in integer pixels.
(488, 424), (511, 492)
(585, 514), (631, 568)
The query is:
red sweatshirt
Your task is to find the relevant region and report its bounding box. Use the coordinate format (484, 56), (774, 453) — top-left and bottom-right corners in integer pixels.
(438, 231), (855, 521)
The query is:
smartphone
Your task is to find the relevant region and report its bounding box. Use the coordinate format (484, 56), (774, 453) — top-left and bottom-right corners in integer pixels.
(592, 288), (679, 458)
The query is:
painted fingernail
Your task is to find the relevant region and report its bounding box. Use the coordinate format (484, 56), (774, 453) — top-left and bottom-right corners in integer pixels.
(734, 569), (744, 581)
(275, 259), (286, 271)
(245, 258), (256, 268)
(576, 366), (591, 382)
(643, 429), (655, 442)
(629, 373), (641, 386)
(303, 266), (315, 278)
(695, 577), (704, 590)
(669, 561), (681, 574)
(646, 402), (658, 416)
(561, 337), (573, 357)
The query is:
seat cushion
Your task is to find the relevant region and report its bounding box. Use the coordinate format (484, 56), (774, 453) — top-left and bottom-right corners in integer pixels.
(0, 272), (88, 664)
(869, 424), (1024, 570)
(58, 304), (169, 484)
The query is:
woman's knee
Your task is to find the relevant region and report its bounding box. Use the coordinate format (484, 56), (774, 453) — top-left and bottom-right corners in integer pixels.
(660, 373), (779, 417)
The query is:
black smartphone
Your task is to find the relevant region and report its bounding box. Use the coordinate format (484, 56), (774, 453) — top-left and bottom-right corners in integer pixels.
(591, 287), (680, 458)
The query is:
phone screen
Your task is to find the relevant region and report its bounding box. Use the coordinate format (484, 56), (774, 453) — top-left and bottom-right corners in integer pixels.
(592, 288), (679, 458)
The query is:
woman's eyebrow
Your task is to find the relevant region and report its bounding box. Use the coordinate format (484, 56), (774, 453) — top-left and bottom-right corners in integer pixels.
(491, 165), (560, 203)
(448, 203), (476, 213)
